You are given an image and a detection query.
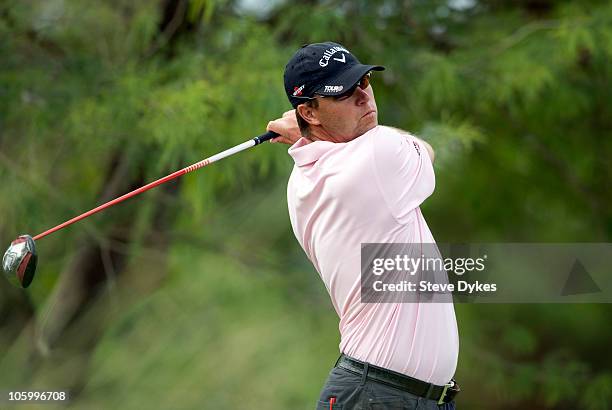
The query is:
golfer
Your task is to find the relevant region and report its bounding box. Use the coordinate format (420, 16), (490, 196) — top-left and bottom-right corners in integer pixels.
(268, 42), (460, 409)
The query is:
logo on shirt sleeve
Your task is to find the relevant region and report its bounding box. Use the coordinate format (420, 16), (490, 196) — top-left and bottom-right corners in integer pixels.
(412, 141), (421, 156)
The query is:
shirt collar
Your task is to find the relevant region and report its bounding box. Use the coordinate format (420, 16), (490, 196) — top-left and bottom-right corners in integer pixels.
(288, 137), (339, 167)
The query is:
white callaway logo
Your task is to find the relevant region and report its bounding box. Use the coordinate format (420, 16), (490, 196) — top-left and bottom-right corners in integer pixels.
(324, 85), (344, 93)
(319, 46), (350, 67)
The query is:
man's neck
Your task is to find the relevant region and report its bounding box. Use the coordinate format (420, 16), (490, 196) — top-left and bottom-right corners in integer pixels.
(307, 126), (335, 143)
(308, 124), (377, 143)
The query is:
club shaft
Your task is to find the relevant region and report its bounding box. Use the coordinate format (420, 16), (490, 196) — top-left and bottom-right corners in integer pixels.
(33, 131), (278, 241)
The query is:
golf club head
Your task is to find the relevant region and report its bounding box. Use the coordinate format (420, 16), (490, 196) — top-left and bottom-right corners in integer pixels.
(2, 234), (37, 288)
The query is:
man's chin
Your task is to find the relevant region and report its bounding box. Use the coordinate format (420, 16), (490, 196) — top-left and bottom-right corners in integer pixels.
(359, 118), (378, 136)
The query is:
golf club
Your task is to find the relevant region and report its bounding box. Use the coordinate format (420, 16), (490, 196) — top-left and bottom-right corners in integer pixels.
(2, 130), (279, 289)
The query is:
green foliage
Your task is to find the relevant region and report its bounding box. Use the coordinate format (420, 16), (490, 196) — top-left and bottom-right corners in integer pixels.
(419, 116), (486, 170)
(1, 0), (611, 409)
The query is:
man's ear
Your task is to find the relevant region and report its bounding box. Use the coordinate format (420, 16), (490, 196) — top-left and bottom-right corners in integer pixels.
(297, 103), (322, 126)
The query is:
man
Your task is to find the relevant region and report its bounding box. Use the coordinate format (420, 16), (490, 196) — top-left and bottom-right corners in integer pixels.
(268, 42), (460, 409)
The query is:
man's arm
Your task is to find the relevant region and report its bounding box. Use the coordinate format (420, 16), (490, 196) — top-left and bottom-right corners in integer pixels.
(388, 127), (435, 163)
(267, 110), (302, 145)
(265, 114), (435, 163)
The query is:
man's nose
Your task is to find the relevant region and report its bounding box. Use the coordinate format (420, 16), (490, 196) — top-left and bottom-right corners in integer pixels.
(354, 86), (369, 105)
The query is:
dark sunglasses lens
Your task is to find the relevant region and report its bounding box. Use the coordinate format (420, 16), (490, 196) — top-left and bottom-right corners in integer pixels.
(332, 73), (371, 100)
(360, 73), (371, 89)
(334, 87), (355, 100)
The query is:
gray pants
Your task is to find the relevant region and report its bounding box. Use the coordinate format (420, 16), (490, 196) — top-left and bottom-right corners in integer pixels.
(315, 366), (456, 410)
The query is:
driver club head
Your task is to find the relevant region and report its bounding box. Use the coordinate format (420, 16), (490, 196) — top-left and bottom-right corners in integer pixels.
(3, 234), (38, 288)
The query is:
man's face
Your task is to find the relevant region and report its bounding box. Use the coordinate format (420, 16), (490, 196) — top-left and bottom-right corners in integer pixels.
(301, 75), (379, 143)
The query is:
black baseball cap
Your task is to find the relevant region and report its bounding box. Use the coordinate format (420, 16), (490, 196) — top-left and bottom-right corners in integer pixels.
(284, 42), (385, 108)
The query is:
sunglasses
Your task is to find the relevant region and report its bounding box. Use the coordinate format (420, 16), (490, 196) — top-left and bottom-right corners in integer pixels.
(318, 71), (372, 102)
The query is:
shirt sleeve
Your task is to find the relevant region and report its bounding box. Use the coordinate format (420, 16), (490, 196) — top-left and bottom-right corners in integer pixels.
(371, 126), (435, 225)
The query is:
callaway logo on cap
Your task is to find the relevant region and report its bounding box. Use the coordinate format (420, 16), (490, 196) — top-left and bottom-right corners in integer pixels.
(284, 41), (385, 108)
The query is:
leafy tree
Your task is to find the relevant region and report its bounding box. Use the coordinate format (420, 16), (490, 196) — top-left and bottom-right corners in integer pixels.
(1, 0), (610, 408)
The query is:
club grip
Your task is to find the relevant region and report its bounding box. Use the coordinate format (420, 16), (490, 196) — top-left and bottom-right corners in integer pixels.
(253, 131), (280, 145)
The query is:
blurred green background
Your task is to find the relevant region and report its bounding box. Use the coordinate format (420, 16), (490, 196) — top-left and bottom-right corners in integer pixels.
(1, 0), (611, 409)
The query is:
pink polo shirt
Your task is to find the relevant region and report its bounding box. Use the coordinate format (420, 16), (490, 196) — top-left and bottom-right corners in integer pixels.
(286, 125), (458, 385)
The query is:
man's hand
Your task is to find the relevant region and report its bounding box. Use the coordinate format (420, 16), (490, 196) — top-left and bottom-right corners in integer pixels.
(267, 110), (302, 145)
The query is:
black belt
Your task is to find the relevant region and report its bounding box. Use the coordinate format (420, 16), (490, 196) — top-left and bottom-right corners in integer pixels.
(336, 354), (460, 405)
